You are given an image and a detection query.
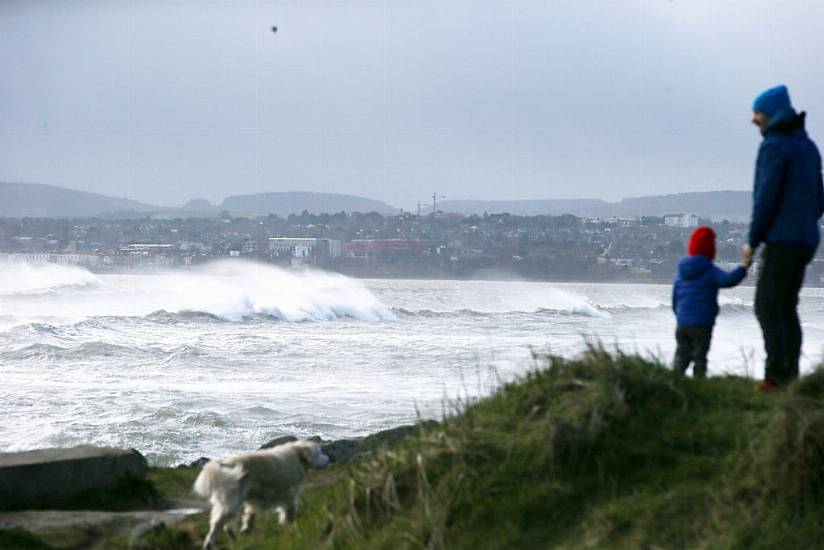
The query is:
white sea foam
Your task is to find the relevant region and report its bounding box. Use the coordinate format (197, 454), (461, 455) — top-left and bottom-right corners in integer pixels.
(0, 260), (394, 324)
(499, 286), (611, 318)
(2, 275), (820, 466)
(165, 260), (396, 322)
(0, 261), (99, 295)
(384, 282), (611, 318)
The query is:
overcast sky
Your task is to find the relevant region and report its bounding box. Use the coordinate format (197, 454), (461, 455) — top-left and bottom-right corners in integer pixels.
(2, 1), (823, 209)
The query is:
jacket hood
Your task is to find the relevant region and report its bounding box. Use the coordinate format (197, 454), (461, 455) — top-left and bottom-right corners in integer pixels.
(764, 110), (806, 136)
(678, 255), (713, 280)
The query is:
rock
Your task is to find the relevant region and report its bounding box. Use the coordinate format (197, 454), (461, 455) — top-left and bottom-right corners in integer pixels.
(362, 421), (439, 451)
(129, 519), (167, 549)
(324, 420), (440, 464)
(177, 457), (211, 469)
(321, 439), (363, 463)
(256, 421), (440, 464)
(259, 435), (298, 450)
(0, 445), (148, 511)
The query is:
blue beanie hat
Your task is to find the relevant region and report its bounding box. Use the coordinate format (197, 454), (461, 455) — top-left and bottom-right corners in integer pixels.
(753, 85), (792, 117)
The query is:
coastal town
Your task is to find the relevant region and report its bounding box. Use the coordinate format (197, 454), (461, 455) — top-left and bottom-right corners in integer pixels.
(1, 210), (821, 284)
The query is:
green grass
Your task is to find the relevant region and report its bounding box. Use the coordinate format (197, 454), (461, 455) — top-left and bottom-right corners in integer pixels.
(19, 348), (824, 549)
(211, 347), (824, 549)
(148, 466), (200, 506)
(0, 526), (53, 549)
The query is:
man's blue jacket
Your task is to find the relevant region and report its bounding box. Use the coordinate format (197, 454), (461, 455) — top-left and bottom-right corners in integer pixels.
(672, 255), (746, 327)
(748, 111), (824, 250)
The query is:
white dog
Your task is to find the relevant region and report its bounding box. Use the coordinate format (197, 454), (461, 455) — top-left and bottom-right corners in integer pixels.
(193, 439), (330, 549)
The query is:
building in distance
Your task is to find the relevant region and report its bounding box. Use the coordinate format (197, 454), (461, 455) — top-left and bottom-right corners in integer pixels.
(663, 214), (700, 228)
(269, 238), (341, 258)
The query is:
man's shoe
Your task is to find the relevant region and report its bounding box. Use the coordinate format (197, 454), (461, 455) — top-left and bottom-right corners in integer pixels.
(758, 379), (779, 392)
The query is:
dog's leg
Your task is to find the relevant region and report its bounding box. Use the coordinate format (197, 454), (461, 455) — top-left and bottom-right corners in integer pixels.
(240, 502), (257, 533)
(285, 498), (297, 524)
(204, 501), (230, 550)
(275, 505), (288, 525)
(222, 484), (248, 541)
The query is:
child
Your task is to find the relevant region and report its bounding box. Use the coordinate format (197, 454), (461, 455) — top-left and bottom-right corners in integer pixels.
(672, 226), (747, 378)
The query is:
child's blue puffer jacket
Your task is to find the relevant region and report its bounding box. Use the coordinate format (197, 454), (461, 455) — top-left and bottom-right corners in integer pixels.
(672, 255), (746, 327)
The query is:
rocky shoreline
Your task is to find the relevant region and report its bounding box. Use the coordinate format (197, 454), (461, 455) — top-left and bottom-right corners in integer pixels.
(180, 419), (440, 469)
(0, 419), (440, 548)
(0, 420), (439, 512)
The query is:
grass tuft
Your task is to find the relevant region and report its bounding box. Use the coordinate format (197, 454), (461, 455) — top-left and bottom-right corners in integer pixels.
(762, 367), (824, 505)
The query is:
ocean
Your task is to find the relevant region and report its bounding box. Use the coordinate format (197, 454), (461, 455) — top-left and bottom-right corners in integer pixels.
(1, 260), (822, 466)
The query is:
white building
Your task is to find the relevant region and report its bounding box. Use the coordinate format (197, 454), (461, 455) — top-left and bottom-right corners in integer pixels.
(268, 238), (341, 258)
(0, 253), (99, 267)
(664, 214), (700, 228)
(120, 244), (175, 254)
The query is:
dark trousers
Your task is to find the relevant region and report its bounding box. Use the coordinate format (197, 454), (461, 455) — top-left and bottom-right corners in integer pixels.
(755, 243), (814, 385)
(674, 325), (713, 378)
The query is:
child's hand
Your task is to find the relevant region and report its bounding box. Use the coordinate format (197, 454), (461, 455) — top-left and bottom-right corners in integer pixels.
(742, 244), (753, 269)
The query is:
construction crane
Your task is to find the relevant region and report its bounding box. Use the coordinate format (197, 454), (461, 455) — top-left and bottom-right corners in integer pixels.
(431, 193), (446, 213)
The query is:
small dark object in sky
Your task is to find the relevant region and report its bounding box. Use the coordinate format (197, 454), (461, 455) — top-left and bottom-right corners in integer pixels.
(271, 26), (278, 33)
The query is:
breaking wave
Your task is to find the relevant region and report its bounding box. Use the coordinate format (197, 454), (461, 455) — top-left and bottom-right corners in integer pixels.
(0, 260), (394, 325)
(0, 262), (99, 295)
(142, 261), (396, 322)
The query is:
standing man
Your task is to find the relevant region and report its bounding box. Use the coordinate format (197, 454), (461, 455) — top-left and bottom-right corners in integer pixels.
(743, 85), (824, 389)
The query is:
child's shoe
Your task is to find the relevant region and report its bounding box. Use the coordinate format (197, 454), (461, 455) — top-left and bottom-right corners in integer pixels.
(758, 379), (779, 392)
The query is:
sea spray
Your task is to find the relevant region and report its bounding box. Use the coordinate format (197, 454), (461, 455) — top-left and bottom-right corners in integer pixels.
(0, 259), (395, 324)
(187, 260), (396, 322)
(0, 261), (99, 295)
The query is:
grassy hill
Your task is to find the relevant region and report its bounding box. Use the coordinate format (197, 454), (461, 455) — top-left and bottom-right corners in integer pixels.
(6, 348), (824, 549)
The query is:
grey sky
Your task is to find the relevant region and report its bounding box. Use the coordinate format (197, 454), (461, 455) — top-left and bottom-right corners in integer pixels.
(2, 1), (823, 209)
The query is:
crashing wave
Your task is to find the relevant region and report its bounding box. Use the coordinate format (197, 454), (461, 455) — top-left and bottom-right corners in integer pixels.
(0, 262), (99, 296)
(152, 262), (396, 323)
(0, 260), (394, 325)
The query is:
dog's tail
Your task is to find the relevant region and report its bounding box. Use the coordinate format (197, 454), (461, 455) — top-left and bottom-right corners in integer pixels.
(193, 460), (246, 499)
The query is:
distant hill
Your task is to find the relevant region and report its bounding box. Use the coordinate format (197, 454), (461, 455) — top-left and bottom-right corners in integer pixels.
(0, 182), (753, 221)
(0, 182), (157, 218)
(439, 191), (752, 222)
(613, 191), (751, 221)
(0, 184), (399, 219)
(218, 191), (398, 216)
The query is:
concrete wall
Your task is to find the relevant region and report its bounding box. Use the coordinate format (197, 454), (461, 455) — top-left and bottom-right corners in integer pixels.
(0, 446), (147, 510)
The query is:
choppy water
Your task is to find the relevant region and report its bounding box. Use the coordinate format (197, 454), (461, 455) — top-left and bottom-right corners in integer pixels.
(1, 260), (823, 465)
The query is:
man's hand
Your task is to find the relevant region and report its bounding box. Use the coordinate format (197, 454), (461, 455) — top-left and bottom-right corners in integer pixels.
(742, 244), (753, 269)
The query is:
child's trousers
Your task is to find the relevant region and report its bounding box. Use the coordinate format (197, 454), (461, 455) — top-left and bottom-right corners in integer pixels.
(674, 325), (713, 378)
